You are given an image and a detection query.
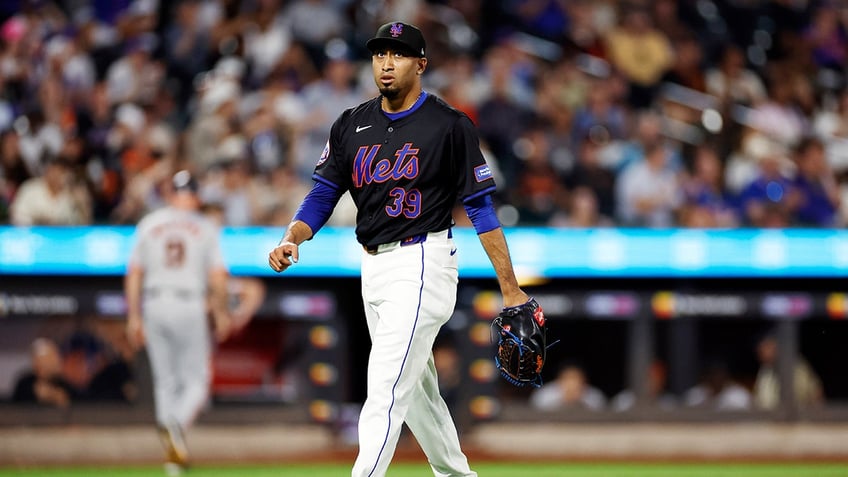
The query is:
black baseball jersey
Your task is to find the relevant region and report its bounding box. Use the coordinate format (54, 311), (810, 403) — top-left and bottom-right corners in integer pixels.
(314, 93), (496, 248)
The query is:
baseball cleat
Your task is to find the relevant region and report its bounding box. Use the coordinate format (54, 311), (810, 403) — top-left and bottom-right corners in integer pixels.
(158, 423), (190, 468)
(163, 461), (184, 476)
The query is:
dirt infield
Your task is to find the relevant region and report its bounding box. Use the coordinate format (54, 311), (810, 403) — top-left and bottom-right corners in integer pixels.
(3, 423), (848, 467)
(468, 423), (848, 462)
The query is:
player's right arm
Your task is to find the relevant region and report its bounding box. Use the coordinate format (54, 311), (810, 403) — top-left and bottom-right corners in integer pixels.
(269, 220), (314, 272)
(268, 178), (346, 272)
(125, 220), (148, 351)
(270, 116), (350, 273)
(124, 263), (145, 351)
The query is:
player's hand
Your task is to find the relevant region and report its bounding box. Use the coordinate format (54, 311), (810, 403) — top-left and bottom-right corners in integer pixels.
(268, 242), (299, 272)
(126, 314), (145, 351)
(502, 289), (530, 308)
(213, 313), (232, 343)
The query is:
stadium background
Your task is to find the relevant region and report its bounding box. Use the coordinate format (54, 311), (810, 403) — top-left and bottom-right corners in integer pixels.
(2, 0), (848, 471)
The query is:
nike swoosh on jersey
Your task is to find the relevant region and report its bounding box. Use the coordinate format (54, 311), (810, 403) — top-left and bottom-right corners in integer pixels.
(356, 125), (372, 133)
(450, 248), (457, 256)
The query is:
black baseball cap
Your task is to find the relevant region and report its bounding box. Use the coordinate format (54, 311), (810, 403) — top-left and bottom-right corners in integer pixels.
(366, 22), (426, 58)
(172, 170), (199, 194)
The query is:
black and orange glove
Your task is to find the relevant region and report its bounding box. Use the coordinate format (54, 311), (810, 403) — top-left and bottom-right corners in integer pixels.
(492, 297), (548, 388)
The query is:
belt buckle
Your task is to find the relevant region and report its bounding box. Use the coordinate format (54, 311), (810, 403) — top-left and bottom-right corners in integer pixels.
(400, 233), (427, 247)
(365, 232), (427, 255)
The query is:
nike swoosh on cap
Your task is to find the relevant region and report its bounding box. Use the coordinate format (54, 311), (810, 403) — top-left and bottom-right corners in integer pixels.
(356, 125), (372, 133)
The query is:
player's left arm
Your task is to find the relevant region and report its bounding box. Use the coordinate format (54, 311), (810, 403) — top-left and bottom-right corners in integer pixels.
(230, 277), (266, 331)
(477, 226), (529, 308)
(208, 266), (232, 342)
(464, 194), (528, 307)
(207, 223), (232, 342)
(451, 113), (529, 307)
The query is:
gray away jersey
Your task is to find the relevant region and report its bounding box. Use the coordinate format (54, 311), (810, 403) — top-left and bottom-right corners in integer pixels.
(128, 207), (226, 295)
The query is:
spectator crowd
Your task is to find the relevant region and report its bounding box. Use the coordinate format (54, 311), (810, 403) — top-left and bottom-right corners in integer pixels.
(0, 0), (847, 229)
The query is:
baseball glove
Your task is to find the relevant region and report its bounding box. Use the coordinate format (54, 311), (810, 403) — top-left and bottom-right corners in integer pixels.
(492, 297), (548, 388)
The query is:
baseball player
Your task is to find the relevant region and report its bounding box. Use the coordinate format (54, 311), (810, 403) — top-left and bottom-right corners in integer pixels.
(125, 170), (231, 475)
(268, 21), (530, 477)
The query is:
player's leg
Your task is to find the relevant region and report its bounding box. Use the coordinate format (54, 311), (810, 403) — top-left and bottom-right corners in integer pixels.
(352, 245), (452, 477)
(158, 421), (188, 471)
(403, 237), (475, 477)
(144, 299), (186, 470)
(405, 354), (476, 477)
(143, 300), (180, 427)
(172, 300), (211, 429)
(355, 288), (435, 476)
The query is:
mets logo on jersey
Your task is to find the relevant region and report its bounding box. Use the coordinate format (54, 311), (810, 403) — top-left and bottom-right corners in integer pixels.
(474, 164), (492, 182)
(316, 141), (330, 167)
(390, 23), (403, 37)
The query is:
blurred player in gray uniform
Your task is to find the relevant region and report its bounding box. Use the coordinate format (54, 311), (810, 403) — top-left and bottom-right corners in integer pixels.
(269, 22), (530, 477)
(125, 170), (231, 475)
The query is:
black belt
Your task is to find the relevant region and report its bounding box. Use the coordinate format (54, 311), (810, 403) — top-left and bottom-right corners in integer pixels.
(363, 229), (452, 255)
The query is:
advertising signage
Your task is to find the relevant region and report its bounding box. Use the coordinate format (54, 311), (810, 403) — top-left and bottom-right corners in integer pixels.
(1, 226), (846, 278)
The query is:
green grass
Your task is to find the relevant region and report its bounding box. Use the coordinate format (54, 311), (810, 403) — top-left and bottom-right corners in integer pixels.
(1, 463), (847, 477)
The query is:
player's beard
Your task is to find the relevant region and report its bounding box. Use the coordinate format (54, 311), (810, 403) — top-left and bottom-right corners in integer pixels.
(379, 86), (400, 100)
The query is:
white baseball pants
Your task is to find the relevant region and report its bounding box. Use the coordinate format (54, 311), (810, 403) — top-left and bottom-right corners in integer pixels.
(353, 229), (476, 477)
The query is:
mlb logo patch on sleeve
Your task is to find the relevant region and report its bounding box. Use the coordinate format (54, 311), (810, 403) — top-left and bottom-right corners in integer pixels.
(474, 164), (492, 182)
(316, 141), (330, 167)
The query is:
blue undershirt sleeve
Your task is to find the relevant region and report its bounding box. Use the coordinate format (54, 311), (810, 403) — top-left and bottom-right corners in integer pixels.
(293, 180), (344, 236)
(463, 194), (500, 234)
